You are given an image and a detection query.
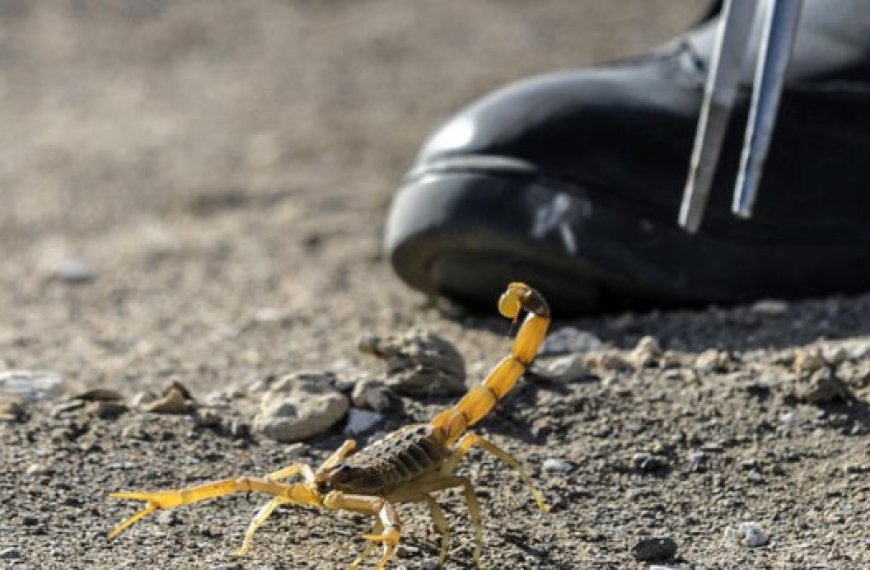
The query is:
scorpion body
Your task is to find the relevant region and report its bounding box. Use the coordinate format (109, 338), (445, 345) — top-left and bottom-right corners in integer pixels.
(323, 424), (449, 495)
(108, 282), (551, 569)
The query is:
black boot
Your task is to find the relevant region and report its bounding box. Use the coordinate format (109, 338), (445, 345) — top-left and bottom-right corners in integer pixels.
(384, 0), (870, 313)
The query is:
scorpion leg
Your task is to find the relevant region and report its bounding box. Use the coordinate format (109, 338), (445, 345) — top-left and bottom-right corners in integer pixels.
(236, 464), (318, 556)
(323, 492), (401, 570)
(317, 439), (357, 472)
(453, 477), (484, 569)
(444, 433), (549, 512)
(108, 476), (321, 541)
(236, 497), (289, 556)
(424, 494), (450, 568)
(406, 476), (483, 568)
(349, 520), (382, 569)
(236, 440), (355, 555)
(267, 463), (316, 482)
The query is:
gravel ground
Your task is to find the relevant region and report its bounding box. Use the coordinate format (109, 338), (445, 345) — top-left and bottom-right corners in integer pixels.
(1, 2), (868, 569)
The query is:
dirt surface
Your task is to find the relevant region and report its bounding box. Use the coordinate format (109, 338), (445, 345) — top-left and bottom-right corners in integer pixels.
(1, 2), (867, 569)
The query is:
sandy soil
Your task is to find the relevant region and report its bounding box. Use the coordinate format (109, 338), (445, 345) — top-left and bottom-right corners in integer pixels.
(0, 2), (867, 569)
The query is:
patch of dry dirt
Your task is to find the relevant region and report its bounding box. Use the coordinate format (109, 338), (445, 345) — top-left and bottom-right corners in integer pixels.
(0, 2), (867, 569)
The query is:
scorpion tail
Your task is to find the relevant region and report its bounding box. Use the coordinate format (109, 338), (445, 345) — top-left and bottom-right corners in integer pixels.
(430, 282), (550, 446)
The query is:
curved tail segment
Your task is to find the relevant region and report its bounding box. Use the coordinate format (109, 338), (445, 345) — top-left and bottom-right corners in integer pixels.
(431, 282), (550, 446)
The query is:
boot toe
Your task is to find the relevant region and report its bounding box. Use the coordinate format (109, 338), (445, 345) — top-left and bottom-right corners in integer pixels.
(414, 59), (701, 215)
(386, 28), (870, 312)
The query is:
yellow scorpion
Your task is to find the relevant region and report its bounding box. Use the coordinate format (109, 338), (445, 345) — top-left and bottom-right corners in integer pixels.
(108, 282), (551, 569)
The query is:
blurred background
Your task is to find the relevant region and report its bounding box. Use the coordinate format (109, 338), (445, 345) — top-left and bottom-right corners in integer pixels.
(0, 1), (703, 394)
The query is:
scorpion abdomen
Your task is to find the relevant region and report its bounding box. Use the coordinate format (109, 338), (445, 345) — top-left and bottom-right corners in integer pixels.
(337, 424), (449, 493)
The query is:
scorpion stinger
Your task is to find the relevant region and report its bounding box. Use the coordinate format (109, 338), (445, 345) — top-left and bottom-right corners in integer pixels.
(108, 282), (551, 569)
(429, 281), (550, 445)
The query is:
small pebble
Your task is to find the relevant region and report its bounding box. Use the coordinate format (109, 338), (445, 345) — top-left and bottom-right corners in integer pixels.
(542, 458), (573, 475)
(71, 388), (124, 401)
(254, 372), (349, 442)
(253, 307), (290, 327)
(630, 336), (664, 368)
(632, 537), (678, 561)
(192, 409), (223, 428)
(694, 349), (737, 372)
(742, 523), (769, 547)
(129, 391), (156, 408)
(779, 412), (800, 432)
(631, 452), (667, 471)
(156, 510), (180, 526)
(395, 544), (420, 559)
(0, 370), (66, 402)
(660, 369), (688, 382)
(797, 369), (852, 404)
(120, 424), (145, 440)
(539, 327), (602, 355)
(0, 548), (21, 560)
(793, 348), (826, 375)
(725, 522), (770, 547)
(747, 471), (765, 483)
(146, 382), (196, 414)
(345, 408), (384, 435)
(57, 257), (94, 282)
(25, 463), (54, 476)
(0, 401), (26, 422)
(530, 354), (591, 383)
(688, 451), (707, 471)
(51, 399), (85, 416)
(107, 461), (138, 470)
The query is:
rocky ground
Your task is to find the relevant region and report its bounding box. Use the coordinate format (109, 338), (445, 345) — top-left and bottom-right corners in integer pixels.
(0, 2), (867, 569)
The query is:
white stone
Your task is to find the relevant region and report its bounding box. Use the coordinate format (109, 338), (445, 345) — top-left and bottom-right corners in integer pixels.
(345, 409), (384, 435)
(531, 354), (589, 383)
(725, 522), (770, 547)
(542, 458), (573, 474)
(57, 257), (94, 282)
(254, 372), (349, 442)
(539, 327), (602, 356)
(0, 370), (65, 402)
(630, 336), (663, 368)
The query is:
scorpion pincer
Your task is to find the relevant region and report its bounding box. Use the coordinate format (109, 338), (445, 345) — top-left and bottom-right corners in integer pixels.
(107, 282), (551, 569)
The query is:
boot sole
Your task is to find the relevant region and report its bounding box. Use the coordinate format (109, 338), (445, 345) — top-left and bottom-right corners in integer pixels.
(385, 166), (870, 313)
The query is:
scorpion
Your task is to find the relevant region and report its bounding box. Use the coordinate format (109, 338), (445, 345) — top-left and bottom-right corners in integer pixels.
(108, 282), (551, 569)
